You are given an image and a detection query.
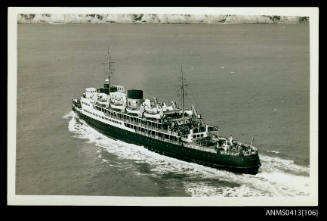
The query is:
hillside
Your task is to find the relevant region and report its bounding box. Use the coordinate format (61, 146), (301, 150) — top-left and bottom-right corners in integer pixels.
(18, 14), (309, 24)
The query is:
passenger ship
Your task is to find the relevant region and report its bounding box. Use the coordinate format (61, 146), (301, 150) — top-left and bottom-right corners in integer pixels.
(72, 49), (261, 174)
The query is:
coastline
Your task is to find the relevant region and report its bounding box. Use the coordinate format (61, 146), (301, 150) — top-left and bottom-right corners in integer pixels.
(17, 14), (309, 25)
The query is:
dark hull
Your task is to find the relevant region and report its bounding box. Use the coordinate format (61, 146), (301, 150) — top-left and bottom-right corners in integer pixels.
(73, 107), (261, 174)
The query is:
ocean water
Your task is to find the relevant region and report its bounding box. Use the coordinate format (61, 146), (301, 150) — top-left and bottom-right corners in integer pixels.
(16, 23), (310, 197)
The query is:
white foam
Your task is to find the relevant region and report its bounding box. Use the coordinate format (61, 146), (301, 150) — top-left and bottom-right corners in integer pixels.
(256, 171), (310, 196)
(184, 182), (223, 197)
(62, 111), (75, 119)
(102, 159), (109, 163)
(259, 154), (309, 175)
(268, 150), (280, 154)
(64, 111), (312, 197)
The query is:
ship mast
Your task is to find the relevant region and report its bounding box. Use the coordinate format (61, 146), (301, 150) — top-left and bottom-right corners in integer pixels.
(181, 64), (185, 123)
(103, 48), (115, 106)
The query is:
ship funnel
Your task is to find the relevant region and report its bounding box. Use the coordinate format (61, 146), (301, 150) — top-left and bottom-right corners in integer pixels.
(127, 89), (143, 99)
(127, 89), (143, 108)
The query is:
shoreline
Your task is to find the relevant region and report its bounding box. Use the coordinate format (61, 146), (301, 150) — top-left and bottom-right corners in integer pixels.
(17, 14), (309, 25)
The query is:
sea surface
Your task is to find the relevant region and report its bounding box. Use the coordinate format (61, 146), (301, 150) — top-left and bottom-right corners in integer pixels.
(16, 23), (310, 197)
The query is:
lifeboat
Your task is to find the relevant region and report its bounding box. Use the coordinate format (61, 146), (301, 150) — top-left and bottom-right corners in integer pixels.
(143, 111), (163, 119)
(143, 105), (163, 119)
(144, 106), (159, 114)
(162, 102), (174, 112)
(126, 107), (141, 115)
(111, 97), (124, 106)
(111, 103), (125, 111)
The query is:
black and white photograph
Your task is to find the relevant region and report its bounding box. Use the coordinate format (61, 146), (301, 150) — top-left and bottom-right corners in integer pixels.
(7, 7), (318, 206)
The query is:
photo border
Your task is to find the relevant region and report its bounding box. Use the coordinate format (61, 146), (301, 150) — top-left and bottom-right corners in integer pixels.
(7, 7), (319, 206)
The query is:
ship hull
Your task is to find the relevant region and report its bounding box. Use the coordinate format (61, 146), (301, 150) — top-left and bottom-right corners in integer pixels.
(72, 106), (260, 174)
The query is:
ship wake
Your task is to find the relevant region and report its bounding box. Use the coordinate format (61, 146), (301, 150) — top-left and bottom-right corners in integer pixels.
(65, 111), (311, 197)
